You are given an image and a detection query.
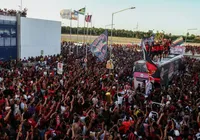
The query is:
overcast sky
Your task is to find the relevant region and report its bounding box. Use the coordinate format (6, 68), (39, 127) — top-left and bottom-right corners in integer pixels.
(1, 0), (200, 35)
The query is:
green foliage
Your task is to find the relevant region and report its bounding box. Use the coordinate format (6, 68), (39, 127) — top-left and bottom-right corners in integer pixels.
(61, 26), (200, 43)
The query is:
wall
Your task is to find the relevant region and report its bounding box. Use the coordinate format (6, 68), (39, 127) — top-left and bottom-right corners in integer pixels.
(20, 17), (61, 58)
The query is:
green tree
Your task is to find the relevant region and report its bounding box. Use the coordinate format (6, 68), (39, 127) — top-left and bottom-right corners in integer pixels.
(61, 26), (200, 43)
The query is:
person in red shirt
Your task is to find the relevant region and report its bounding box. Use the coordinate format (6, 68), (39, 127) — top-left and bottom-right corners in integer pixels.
(145, 42), (150, 55)
(158, 42), (164, 61)
(151, 45), (156, 59)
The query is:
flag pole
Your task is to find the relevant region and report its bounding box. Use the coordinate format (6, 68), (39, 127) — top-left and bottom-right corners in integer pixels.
(86, 13), (89, 69)
(83, 6), (86, 44)
(90, 15), (92, 43)
(76, 14), (79, 55)
(70, 10), (72, 42)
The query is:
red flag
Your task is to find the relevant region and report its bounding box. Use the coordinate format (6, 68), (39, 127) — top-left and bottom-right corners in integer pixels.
(85, 15), (92, 22)
(142, 39), (159, 81)
(146, 62), (157, 75)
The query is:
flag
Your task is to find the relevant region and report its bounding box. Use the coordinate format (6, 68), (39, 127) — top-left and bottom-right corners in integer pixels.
(57, 62), (63, 75)
(90, 30), (108, 62)
(141, 40), (157, 76)
(78, 7), (86, 15)
(71, 10), (79, 20)
(171, 37), (184, 47)
(60, 9), (71, 19)
(85, 15), (92, 22)
(144, 34), (155, 46)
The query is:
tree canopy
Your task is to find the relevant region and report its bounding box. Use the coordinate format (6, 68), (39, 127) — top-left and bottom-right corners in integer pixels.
(61, 26), (200, 43)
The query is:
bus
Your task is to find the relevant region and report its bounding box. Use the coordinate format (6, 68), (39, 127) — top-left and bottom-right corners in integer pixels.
(133, 54), (184, 94)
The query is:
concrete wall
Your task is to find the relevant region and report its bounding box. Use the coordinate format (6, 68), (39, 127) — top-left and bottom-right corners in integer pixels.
(20, 17), (61, 58)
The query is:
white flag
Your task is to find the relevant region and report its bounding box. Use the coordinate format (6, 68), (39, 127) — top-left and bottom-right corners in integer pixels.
(60, 9), (71, 19)
(57, 62), (63, 75)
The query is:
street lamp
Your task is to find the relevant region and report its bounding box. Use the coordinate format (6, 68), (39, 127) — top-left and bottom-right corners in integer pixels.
(110, 7), (136, 70)
(185, 28), (197, 43)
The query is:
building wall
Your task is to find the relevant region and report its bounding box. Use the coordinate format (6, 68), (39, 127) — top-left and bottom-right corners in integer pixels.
(0, 15), (17, 60)
(20, 17), (61, 59)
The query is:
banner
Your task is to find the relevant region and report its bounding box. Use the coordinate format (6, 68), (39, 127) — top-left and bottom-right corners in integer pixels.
(60, 9), (71, 19)
(145, 80), (152, 95)
(90, 30), (108, 61)
(170, 45), (185, 55)
(85, 15), (92, 22)
(71, 11), (78, 20)
(106, 60), (114, 69)
(171, 37), (184, 47)
(57, 62), (63, 75)
(144, 34), (155, 46)
(78, 7), (86, 15)
(141, 39), (158, 75)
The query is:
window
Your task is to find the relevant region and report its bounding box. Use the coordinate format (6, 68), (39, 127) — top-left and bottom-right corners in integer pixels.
(0, 37), (4, 46)
(4, 29), (10, 37)
(11, 28), (16, 37)
(3, 20), (10, 25)
(0, 26), (16, 47)
(0, 28), (3, 38)
(134, 63), (147, 73)
(11, 37), (16, 46)
(0, 20), (3, 24)
(10, 21), (16, 25)
(0, 28), (4, 46)
(5, 37), (11, 46)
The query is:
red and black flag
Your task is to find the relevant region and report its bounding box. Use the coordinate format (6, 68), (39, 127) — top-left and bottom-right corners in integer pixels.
(85, 15), (92, 22)
(141, 40), (158, 76)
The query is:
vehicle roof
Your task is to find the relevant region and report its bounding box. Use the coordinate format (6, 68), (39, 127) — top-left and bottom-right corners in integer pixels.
(135, 54), (182, 65)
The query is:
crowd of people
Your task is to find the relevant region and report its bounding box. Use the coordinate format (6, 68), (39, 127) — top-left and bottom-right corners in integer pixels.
(144, 39), (171, 60)
(0, 8), (27, 17)
(0, 42), (200, 140)
(185, 45), (200, 55)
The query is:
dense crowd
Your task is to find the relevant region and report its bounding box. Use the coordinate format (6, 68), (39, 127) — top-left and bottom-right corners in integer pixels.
(0, 42), (200, 140)
(185, 45), (200, 55)
(0, 8), (27, 17)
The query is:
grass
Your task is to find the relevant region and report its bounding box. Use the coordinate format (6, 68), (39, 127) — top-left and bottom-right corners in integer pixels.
(61, 34), (200, 46)
(61, 34), (141, 44)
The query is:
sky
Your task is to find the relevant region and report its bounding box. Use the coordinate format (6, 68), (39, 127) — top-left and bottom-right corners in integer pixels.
(1, 0), (200, 35)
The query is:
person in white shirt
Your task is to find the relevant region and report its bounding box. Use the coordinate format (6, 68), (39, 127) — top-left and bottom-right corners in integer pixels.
(117, 93), (124, 105)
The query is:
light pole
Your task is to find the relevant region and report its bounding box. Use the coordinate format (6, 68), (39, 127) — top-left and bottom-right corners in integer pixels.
(20, 0), (23, 11)
(105, 24), (115, 30)
(185, 28), (197, 44)
(110, 7), (135, 73)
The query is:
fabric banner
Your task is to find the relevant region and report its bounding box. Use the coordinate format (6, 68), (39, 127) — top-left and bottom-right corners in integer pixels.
(141, 39), (158, 76)
(145, 80), (152, 95)
(71, 11), (78, 20)
(85, 15), (92, 22)
(90, 30), (108, 62)
(144, 35), (155, 46)
(60, 9), (71, 19)
(57, 62), (63, 75)
(106, 60), (114, 69)
(170, 45), (185, 55)
(171, 37), (184, 47)
(78, 7), (86, 15)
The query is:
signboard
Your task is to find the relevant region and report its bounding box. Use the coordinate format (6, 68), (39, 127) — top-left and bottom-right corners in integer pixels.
(170, 46), (185, 55)
(57, 62), (63, 75)
(106, 60), (114, 69)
